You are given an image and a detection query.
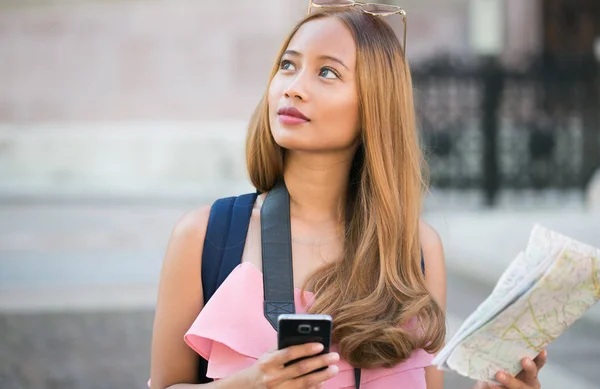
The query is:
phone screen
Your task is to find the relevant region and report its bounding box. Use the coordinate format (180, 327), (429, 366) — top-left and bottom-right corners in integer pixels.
(277, 314), (333, 372)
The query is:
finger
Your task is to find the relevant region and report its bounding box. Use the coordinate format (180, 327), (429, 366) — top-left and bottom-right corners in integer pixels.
(270, 343), (325, 366)
(280, 352), (339, 381)
(496, 371), (526, 389)
(294, 364), (339, 388)
(487, 379), (508, 388)
(520, 357), (539, 384)
(534, 349), (547, 370)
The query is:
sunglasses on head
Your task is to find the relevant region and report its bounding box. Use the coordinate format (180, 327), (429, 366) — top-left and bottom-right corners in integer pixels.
(307, 0), (407, 59)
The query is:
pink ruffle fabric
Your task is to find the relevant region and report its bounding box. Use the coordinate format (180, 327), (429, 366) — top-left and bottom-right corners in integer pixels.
(184, 262), (433, 388)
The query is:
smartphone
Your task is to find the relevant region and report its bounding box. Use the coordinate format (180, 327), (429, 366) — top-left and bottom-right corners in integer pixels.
(277, 314), (333, 373)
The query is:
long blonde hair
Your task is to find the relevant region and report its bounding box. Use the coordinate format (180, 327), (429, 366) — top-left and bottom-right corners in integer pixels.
(245, 9), (445, 369)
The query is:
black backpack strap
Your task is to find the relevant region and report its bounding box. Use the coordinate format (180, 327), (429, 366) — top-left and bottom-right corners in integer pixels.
(197, 192), (258, 383)
(215, 193), (259, 291)
(201, 196), (234, 303)
(261, 180), (296, 330)
(201, 193), (258, 301)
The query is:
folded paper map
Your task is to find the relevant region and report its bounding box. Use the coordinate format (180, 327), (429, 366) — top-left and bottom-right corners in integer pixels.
(433, 224), (600, 383)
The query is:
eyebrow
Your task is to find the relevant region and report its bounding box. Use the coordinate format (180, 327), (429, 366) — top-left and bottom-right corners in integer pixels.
(283, 50), (350, 71)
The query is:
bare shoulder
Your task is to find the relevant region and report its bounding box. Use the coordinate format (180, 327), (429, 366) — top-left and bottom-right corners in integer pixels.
(150, 205), (212, 388)
(159, 206), (213, 278)
(158, 205), (213, 286)
(171, 205), (212, 244)
(419, 219), (443, 252)
(418, 219), (447, 310)
(158, 204), (213, 304)
(419, 222), (447, 389)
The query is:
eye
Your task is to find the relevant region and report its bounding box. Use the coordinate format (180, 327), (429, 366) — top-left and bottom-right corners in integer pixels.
(319, 67), (339, 80)
(279, 59), (296, 71)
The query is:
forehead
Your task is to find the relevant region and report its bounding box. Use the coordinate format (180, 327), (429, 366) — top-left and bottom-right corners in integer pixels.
(287, 17), (356, 67)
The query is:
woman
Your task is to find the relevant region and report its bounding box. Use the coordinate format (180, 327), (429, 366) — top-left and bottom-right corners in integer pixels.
(150, 4), (547, 389)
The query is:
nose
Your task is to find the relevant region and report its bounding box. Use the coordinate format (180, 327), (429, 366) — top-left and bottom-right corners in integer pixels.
(283, 73), (309, 101)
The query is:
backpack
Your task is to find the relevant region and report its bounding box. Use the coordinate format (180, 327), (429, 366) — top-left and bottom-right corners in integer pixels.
(197, 192), (258, 383)
(196, 192), (425, 383)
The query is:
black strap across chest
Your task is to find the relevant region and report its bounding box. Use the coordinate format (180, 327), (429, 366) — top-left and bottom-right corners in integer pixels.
(260, 181), (296, 329)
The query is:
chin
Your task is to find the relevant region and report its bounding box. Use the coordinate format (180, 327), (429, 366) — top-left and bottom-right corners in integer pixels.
(270, 121), (357, 153)
(271, 130), (309, 151)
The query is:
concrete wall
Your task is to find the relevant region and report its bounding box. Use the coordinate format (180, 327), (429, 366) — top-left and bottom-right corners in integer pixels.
(0, 0), (540, 123)
(0, 0), (297, 122)
(0, 0), (547, 201)
(0, 122), (254, 200)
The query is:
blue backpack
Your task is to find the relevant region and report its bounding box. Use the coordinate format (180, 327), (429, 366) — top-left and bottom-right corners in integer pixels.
(196, 192), (258, 383)
(196, 192), (425, 384)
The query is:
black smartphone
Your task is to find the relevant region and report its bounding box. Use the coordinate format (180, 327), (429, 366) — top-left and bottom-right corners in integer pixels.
(277, 314), (333, 373)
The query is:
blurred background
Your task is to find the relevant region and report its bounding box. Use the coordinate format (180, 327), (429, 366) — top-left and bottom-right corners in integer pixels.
(0, 0), (599, 388)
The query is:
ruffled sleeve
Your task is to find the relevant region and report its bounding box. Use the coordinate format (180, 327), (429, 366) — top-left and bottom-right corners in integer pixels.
(183, 262), (432, 388)
(184, 263), (282, 378)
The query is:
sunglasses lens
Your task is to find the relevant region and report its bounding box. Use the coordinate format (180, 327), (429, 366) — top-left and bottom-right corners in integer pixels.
(362, 3), (402, 16)
(312, 0), (354, 6)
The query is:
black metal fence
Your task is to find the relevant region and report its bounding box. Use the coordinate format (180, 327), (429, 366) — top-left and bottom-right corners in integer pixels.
(413, 55), (600, 206)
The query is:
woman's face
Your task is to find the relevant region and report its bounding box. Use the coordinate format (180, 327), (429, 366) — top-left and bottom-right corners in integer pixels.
(268, 17), (360, 153)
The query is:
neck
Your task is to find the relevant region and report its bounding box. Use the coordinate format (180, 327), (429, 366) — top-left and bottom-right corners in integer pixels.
(283, 150), (354, 224)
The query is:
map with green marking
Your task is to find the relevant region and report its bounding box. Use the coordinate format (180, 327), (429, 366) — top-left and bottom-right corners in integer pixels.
(433, 225), (600, 383)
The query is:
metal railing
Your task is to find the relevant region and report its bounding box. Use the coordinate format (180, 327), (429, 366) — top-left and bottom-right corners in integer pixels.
(414, 55), (600, 205)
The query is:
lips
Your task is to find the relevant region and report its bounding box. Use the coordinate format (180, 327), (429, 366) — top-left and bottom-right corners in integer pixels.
(277, 106), (310, 122)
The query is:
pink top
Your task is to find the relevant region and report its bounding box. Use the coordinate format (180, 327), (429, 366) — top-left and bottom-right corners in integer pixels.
(184, 262), (433, 388)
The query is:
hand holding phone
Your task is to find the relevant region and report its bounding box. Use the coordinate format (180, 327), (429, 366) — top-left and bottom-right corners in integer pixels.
(234, 343), (339, 388)
(228, 314), (339, 388)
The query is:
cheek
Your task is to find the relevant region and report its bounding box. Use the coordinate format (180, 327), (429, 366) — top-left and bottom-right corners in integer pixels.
(323, 95), (360, 142)
(268, 77), (284, 110)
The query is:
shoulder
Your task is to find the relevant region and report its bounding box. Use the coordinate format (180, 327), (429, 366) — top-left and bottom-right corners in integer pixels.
(171, 205), (212, 243)
(170, 192), (258, 247)
(418, 219), (446, 309)
(418, 219), (444, 259)
(155, 205), (213, 313)
(161, 205), (212, 275)
(150, 205), (212, 387)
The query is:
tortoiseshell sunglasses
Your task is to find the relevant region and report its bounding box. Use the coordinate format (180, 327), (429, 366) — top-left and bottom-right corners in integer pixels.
(307, 0), (407, 58)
